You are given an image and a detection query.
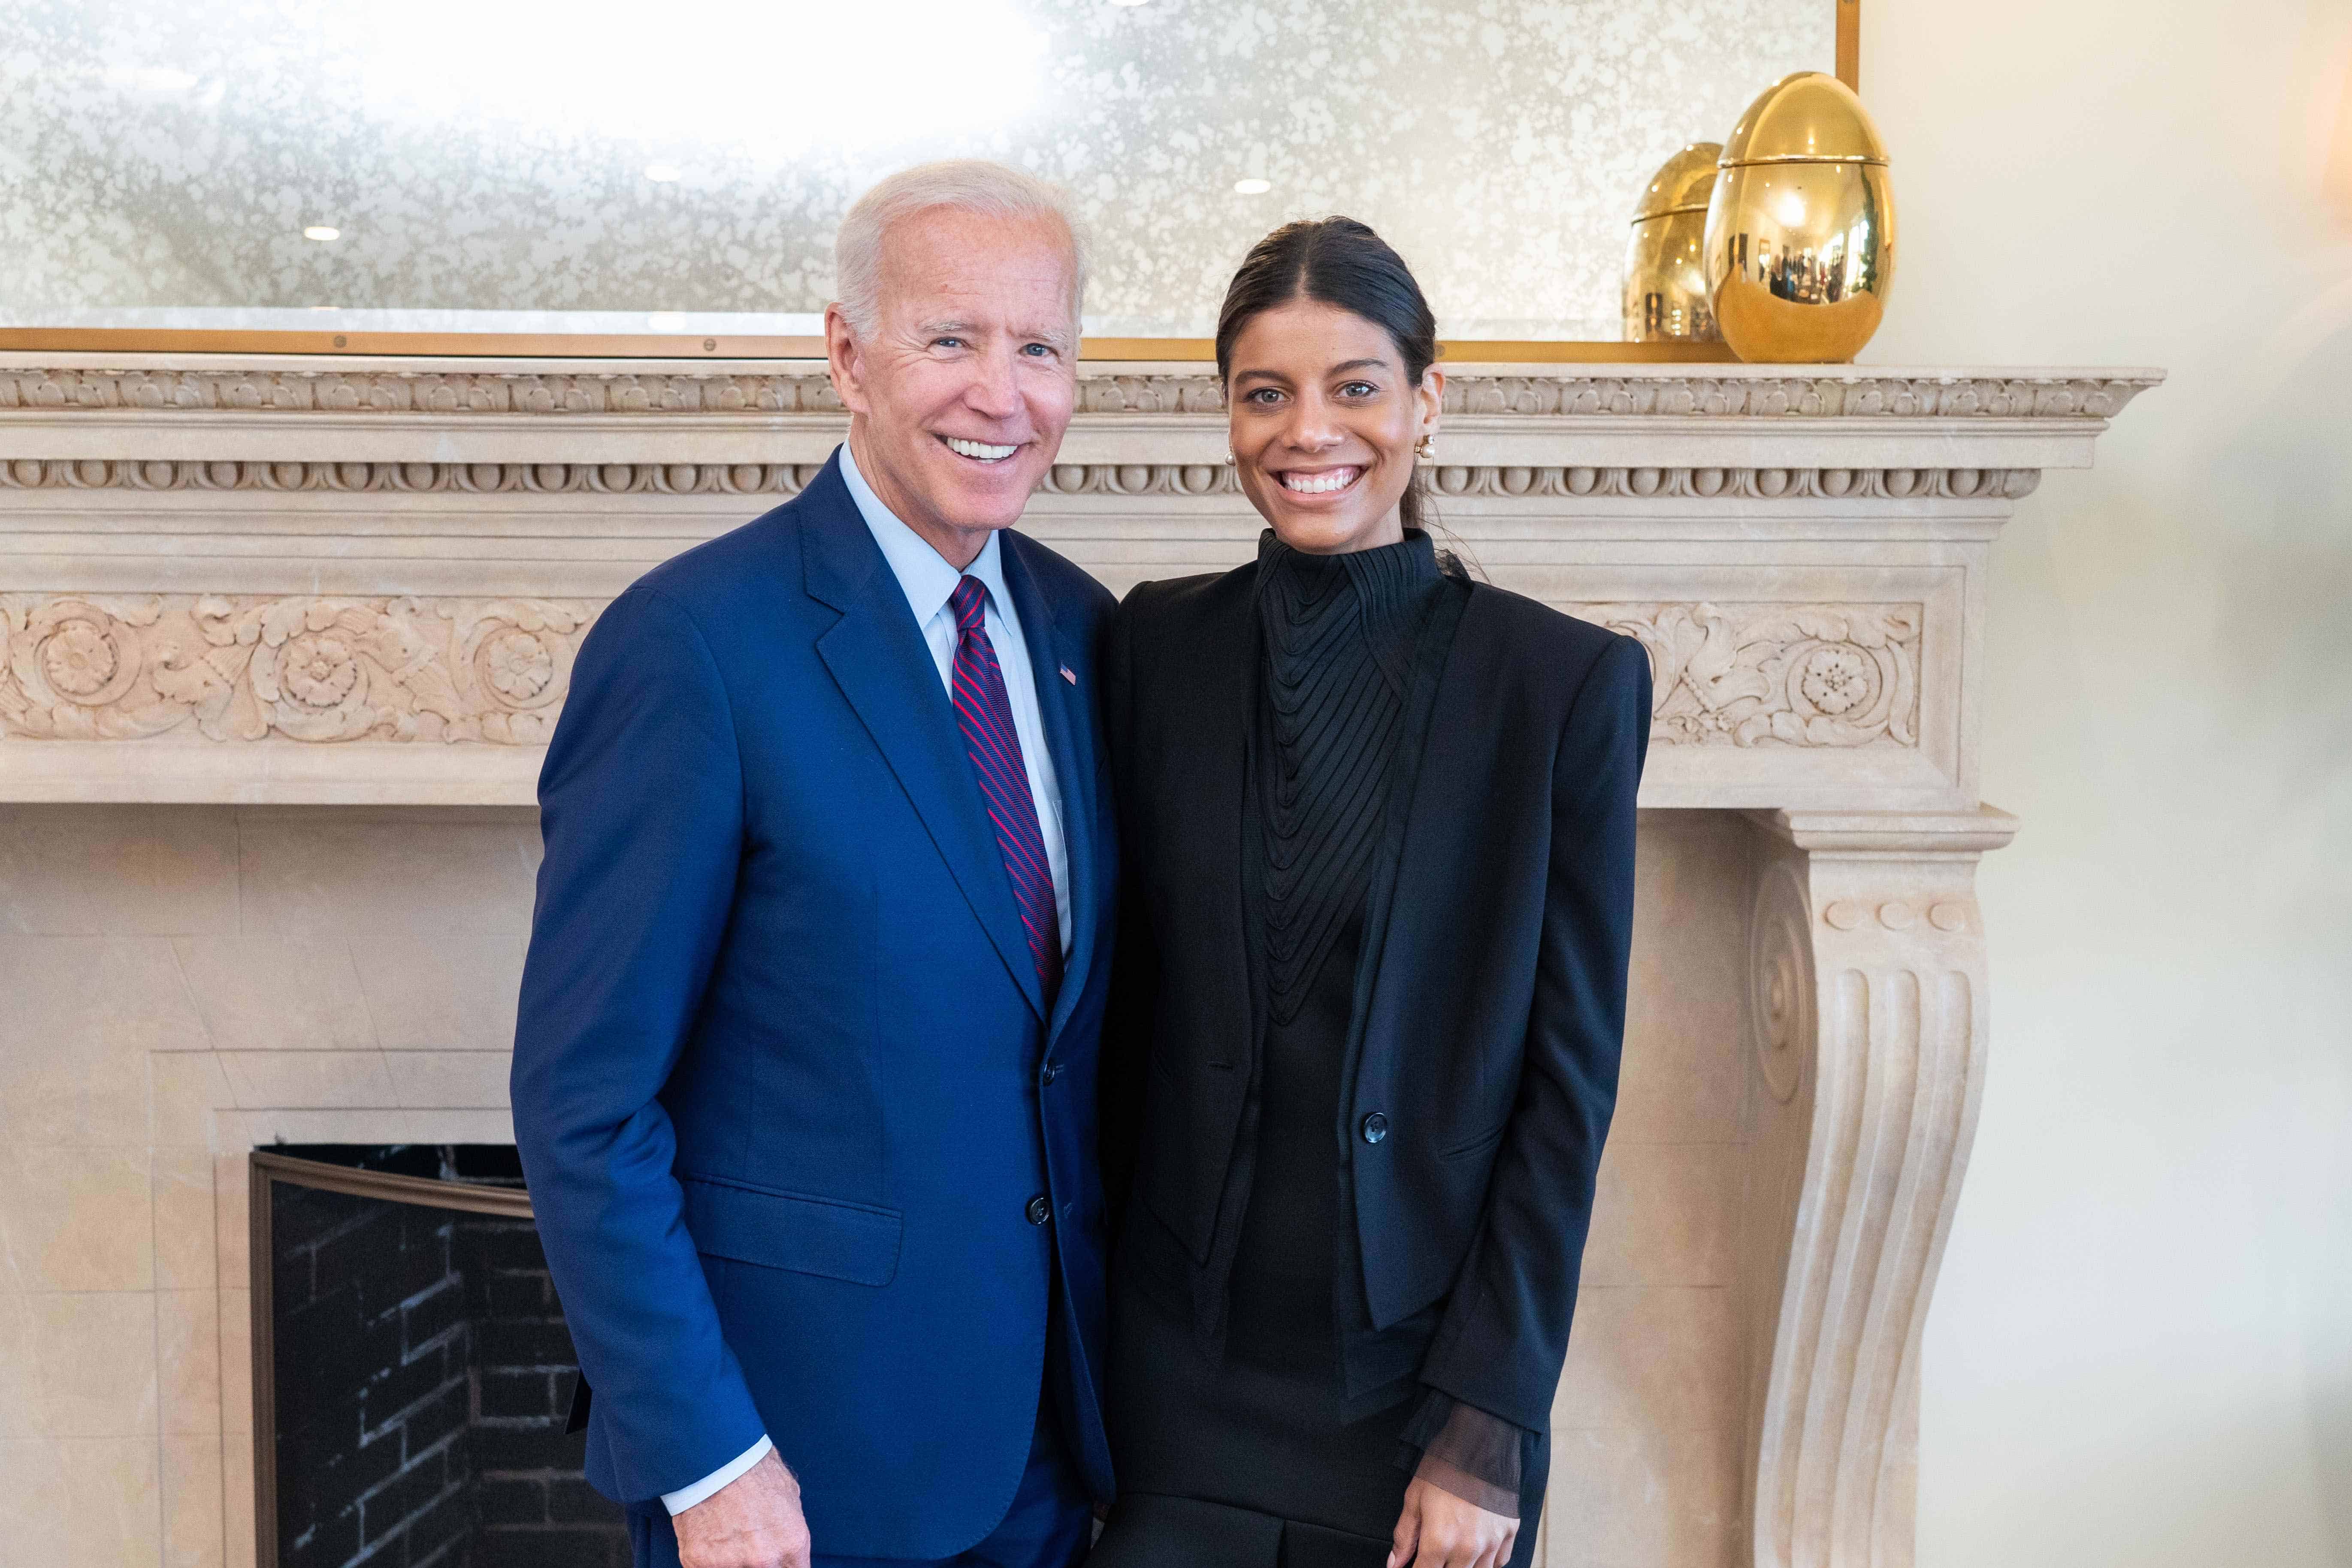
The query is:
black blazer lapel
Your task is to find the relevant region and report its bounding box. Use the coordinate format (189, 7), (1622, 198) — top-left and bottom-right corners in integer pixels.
(1001, 534), (1101, 1048)
(1164, 567), (1258, 1069)
(1167, 566), (1261, 1298)
(801, 456), (1047, 1020)
(1351, 577), (1473, 1075)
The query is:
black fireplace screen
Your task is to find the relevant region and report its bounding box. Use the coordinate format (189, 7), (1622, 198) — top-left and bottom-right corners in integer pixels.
(250, 1145), (630, 1568)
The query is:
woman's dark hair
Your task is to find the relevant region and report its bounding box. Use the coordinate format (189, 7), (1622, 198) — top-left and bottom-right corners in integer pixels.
(1215, 216), (1442, 538)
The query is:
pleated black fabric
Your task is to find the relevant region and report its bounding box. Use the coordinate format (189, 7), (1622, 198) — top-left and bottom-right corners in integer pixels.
(1253, 528), (1433, 1026)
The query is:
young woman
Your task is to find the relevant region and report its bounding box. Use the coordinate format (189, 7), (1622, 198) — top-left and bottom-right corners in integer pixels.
(1092, 219), (1653, 1568)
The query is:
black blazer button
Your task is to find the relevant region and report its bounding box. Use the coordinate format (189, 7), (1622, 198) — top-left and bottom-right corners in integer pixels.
(1041, 1061), (1059, 1085)
(1361, 1112), (1390, 1145)
(1026, 1194), (1052, 1226)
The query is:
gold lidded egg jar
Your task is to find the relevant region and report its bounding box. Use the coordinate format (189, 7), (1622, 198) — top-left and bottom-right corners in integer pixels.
(1623, 142), (1721, 342)
(1703, 72), (1895, 363)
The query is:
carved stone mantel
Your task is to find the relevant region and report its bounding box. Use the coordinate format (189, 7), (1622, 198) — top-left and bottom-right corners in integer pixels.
(0, 355), (2154, 812)
(0, 354), (2153, 1568)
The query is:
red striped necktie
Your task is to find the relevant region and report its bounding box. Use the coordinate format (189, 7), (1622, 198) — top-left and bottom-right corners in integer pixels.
(947, 575), (1062, 1003)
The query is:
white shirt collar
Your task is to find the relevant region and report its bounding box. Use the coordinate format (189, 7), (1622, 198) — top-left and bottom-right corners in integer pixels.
(838, 439), (1012, 625)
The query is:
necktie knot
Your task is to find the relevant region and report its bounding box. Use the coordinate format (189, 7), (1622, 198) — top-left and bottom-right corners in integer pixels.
(949, 576), (989, 635)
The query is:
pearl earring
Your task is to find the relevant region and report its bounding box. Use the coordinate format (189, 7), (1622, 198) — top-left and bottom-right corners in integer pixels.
(1416, 433), (1438, 462)
(1224, 448), (1236, 465)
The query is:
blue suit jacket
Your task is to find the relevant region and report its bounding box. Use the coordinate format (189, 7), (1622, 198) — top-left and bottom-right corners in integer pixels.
(511, 451), (1119, 1558)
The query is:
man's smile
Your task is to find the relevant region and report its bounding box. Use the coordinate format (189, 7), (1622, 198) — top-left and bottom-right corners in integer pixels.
(941, 435), (1022, 464)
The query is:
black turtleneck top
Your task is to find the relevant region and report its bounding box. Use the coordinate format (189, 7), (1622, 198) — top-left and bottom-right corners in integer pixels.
(1255, 527), (1435, 1024)
(1222, 529), (1526, 1516)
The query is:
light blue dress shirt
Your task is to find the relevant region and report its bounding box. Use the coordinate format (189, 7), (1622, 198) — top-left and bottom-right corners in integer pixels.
(659, 440), (1072, 1516)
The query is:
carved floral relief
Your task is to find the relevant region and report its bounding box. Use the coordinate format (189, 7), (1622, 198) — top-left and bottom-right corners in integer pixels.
(0, 595), (591, 744)
(4, 591), (1927, 753)
(1564, 601), (1922, 748)
(3, 591), (1930, 752)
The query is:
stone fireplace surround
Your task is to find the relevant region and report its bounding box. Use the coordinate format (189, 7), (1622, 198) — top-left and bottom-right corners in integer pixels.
(0, 355), (2154, 1568)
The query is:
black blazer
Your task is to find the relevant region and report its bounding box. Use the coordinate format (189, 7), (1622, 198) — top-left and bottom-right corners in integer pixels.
(1100, 558), (1651, 1431)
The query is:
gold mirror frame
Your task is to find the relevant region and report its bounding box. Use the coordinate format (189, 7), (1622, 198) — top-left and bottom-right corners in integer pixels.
(0, 2), (1857, 366)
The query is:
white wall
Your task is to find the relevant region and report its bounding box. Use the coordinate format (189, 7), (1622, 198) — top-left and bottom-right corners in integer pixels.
(1864, 3), (2352, 1564)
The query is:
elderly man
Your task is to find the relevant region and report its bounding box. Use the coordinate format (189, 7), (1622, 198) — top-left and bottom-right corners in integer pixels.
(512, 161), (1116, 1568)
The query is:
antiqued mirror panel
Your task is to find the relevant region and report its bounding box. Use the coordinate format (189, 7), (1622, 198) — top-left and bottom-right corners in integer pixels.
(0, 0), (1832, 340)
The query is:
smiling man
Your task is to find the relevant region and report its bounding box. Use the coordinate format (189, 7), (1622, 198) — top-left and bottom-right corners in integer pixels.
(512, 162), (1117, 1568)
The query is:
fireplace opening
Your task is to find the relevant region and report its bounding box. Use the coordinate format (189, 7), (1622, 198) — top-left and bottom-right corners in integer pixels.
(251, 1144), (629, 1568)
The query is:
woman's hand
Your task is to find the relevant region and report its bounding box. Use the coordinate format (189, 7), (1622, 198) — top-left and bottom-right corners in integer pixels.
(1387, 1477), (1518, 1568)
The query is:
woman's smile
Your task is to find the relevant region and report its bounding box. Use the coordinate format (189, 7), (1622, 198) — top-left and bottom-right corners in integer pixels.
(1277, 465), (1363, 496)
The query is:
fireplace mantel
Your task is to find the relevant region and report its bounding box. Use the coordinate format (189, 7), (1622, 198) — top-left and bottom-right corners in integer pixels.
(0, 354), (2154, 1568)
(0, 355), (2154, 810)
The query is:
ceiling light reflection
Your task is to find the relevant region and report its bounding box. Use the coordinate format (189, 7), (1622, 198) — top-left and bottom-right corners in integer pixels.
(302, 226), (341, 242)
(103, 66), (199, 94)
(1234, 178), (1271, 195)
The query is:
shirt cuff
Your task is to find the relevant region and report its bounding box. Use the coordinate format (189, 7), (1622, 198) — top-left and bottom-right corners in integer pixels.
(661, 1435), (774, 1515)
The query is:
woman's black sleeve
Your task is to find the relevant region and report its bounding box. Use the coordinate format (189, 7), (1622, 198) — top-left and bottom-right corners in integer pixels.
(1412, 632), (1652, 1430)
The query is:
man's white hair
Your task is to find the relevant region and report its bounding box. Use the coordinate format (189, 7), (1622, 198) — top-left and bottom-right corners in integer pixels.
(833, 160), (1088, 339)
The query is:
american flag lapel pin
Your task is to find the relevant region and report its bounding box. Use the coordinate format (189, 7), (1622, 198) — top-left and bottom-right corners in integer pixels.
(1059, 665), (1077, 686)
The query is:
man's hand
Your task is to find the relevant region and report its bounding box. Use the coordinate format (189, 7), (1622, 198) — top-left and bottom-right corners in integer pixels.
(674, 1450), (810, 1568)
(1387, 1476), (1518, 1568)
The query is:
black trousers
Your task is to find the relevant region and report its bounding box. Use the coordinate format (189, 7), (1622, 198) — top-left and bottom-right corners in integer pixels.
(1094, 1275), (1403, 1566)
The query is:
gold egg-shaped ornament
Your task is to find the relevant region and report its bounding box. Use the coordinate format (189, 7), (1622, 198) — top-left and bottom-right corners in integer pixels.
(1623, 142), (1722, 342)
(1703, 72), (1896, 363)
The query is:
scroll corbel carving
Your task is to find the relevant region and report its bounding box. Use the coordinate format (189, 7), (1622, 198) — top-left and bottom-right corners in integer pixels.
(1739, 809), (2014, 1568)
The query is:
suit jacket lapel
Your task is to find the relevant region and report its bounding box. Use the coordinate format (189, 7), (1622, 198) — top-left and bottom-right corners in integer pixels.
(1182, 567), (1260, 1069)
(1352, 577), (1473, 1047)
(802, 457), (1047, 1020)
(1001, 533), (1101, 1048)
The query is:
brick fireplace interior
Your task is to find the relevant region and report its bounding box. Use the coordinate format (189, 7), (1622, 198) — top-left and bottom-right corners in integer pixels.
(257, 1144), (625, 1568)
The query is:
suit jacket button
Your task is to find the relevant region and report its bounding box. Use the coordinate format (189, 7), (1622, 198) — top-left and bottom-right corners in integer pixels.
(1041, 1061), (1059, 1085)
(1361, 1112), (1390, 1145)
(1026, 1194), (1052, 1226)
